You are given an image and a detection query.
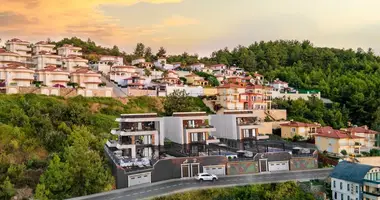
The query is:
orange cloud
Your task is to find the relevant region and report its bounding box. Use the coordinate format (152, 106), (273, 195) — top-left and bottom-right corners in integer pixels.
(160, 15), (199, 27)
(0, 0), (184, 43)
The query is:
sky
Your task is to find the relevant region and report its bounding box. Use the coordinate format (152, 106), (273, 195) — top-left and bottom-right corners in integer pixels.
(1, 0), (380, 56)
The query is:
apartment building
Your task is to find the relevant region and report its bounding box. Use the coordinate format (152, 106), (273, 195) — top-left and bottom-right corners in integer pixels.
(0, 65), (34, 87)
(110, 65), (137, 84)
(33, 41), (56, 54)
(5, 38), (33, 66)
(106, 113), (164, 160)
(240, 85), (271, 110)
(210, 110), (268, 150)
(94, 55), (124, 74)
(343, 126), (379, 149)
(61, 56), (89, 72)
(70, 68), (102, 89)
(0, 49), (21, 66)
(216, 83), (246, 110)
(315, 127), (365, 155)
(121, 75), (145, 88)
(57, 44), (82, 57)
(35, 66), (70, 87)
(280, 121), (320, 139)
(164, 112), (219, 156)
(330, 161), (380, 200)
(33, 51), (62, 70)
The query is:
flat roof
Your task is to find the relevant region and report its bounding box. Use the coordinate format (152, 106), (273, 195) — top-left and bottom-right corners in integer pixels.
(120, 113), (158, 118)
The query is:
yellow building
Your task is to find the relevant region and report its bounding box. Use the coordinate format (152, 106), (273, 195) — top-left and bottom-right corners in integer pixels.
(185, 73), (208, 86)
(280, 121), (320, 139)
(315, 127), (365, 155)
(216, 83), (246, 110)
(203, 87), (218, 96)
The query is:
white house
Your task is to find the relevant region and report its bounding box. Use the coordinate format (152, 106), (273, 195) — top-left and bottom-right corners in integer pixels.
(270, 78), (289, 90)
(330, 161), (380, 200)
(209, 64), (227, 71)
(188, 63), (205, 71)
(33, 52), (62, 70)
(0, 49), (21, 66)
(33, 41), (56, 54)
(94, 55), (124, 74)
(5, 38), (33, 66)
(35, 66), (70, 87)
(57, 44), (82, 57)
(61, 56), (89, 72)
(70, 68), (102, 89)
(131, 58), (146, 66)
(110, 66), (137, 84)
(154, 57), (174, 70)
(0, 64), (35, 87)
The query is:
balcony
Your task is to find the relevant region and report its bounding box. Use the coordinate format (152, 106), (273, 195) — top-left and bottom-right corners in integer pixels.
(206, 136), (220, 145)
(185, 125), (216, 133)
(111, 128), (157, 136)
(364, 179), (380, 188)
(363, 191), (380, 199)
(256, 134), (269, 140)
(106, 140), (117, 148)
(116, 143), (135, 150)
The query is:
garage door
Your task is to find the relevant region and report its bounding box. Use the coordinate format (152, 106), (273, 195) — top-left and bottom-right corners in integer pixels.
(268, 161), (289, 172)
(203, 165), (226, 175)
(128, 172), (151, 187)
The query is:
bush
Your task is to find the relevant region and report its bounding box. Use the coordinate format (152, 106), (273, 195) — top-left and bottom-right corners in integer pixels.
(340, 150), (347, 156)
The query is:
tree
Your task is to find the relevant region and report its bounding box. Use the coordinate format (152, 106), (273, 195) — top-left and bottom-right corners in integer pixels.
(134, 43), (145, 58)
(144, 47), (153, 62)
(164, 90), (193, 116)
(156, 47), (166, 58)
(0, 177), (15, 200)
(110, 45), (120, 56)
(340, 149), (347, 156)
(144, 68), (152, 77)
(161, 70), (169, 78)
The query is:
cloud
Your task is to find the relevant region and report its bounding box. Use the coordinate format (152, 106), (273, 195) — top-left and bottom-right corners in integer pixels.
(0, 0), (184, 43)
(159, 15), (199, 27)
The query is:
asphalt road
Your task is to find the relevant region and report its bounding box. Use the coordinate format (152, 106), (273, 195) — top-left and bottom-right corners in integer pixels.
(70, 168), (332, 200)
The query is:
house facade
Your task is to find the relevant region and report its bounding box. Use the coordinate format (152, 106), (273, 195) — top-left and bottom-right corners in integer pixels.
(94, 55), (124, 74)
(343, 126), (379, 149)
(0, 49), (21, 66)
(330, 161), (380, 200)
(33, 41), (56, 54)
(280, 121), (320, 139)
(210, 110), (268, 150)
(5, 38), (33, 66)
(132, 58), (146, 66)
(110, 65), (137, 84)
(70, 68), (102, 89)
(106, 113), (164, 161)
(164, 112), (219, 156)
(36, 66), (70, 87)
(121, 75), (145, 88)
(57, 44), (82, 57)
(33, 52), (62, 70)
(62, 56), (89, 72)
(0, 65), (35, 87)
(315, 127), (365, 155)
(216, 84), (246, 110)
(188, 63), (205, 71)
(185, 73), (208, 86)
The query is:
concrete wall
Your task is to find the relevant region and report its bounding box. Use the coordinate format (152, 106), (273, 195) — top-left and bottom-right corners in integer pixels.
(227, 161), (259, 175)
(166, 85), (204, 97)
(151, 156), (227, 182)
(272, 91), (321, 100)
(290, 157), (318, 171)
(127, 88), (156, 96)
(267, 109), (287, 121)
(5, 86), (112, 97)
(210, 114), (238, 140)
(203, 88), (218, 96)
(163, 117), (183, 144)
(259, 122), (274, 135)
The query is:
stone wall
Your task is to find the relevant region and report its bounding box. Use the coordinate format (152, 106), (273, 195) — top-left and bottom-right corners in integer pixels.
(226, 161), (259, 175)
(5, 86), (112, 98)
(127, 88), (157, 96)
(290, 157), (318, 171)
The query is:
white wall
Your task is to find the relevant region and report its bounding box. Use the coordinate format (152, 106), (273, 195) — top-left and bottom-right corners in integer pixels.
(210, 114), (238, 140)
(166, 85), (204, 97)
(331, 178), (360, 200)
(163, 117), (183, 144)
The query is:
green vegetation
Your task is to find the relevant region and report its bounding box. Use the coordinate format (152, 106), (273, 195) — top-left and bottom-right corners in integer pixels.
(195, 71), (220, 86)
(0, 94), (211, 199)
(154, 181), (315, 200)
(273, 97), (348, 129)
(164, 90), (213, 116)
(203, 40), (380, 130)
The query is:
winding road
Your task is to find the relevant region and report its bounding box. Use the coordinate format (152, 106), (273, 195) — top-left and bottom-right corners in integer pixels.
(68, 168), (332, 200)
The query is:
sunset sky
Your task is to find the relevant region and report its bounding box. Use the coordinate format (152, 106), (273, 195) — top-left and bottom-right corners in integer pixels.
(1, 0), (380, 56)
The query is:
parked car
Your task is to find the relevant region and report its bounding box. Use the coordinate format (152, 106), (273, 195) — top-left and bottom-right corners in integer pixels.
(195, 173), (218, 182)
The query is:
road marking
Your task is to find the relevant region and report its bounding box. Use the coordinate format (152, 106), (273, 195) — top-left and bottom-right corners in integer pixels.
(140, 191), (145, 194)
(147, 190), (152, 192)
(173, 184), (177, 187)
(166, 186), (171, 188)
(160, 187), (165, 189)
(124, 194), (130, 197)
(154, 188), (159, 191)
(132, 193), (138, 195)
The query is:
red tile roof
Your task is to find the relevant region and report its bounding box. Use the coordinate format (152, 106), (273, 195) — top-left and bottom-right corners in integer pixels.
(217, 83), (245, 88)
(280, 121), (320, 127)
(273, 79), (288, 84)
(315, 129), (364, 139)
(346, 126), (378, 134)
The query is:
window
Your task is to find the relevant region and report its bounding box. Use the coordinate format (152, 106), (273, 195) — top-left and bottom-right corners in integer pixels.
(340, 194), (343, 200)
(347, 184), (350, 191)
(356, 186), (358, 193)
(340, 182), (343, 190)
(333, 180), (336, 188)
(291, 128), (296, 133)
(334, 192), (337, 200)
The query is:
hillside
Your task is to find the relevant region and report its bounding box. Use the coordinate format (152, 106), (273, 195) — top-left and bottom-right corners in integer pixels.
(0, 94), (210, 200)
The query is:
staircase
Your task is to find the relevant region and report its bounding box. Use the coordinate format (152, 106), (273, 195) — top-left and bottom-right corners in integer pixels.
(264, 110), (276, 121)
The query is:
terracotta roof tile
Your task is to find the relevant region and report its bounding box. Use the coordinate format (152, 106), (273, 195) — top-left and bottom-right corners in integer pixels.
(280, 121), (320, 127)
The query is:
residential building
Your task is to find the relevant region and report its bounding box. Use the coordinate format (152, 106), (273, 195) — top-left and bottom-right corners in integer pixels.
(57, 44), (82, 57)
(271, 89), (321, 100)
(0, 65), (34, 87)
(110, 65), (137, 84)
(188, 63), (205, 71)
(270, 78), (289, 90)
(70, 68), (102, 89)
(164, 112), (219, 156)
(139, 62), (154, 69)
(33, 41), (56, 54)
(252, 72), (264, 85)
(240, 85), (271, 110)
(280, 121), (320, 139)
(160, 70), (180, 85)
(253, 152), (292, 172)
(215, 74), (224, 83)
(216, 83), (246, 110)
(5, 38), (33, 66)
(0, 49), (21, 66)
(94, 55), (124, 74)
(61, 56), (89, 72)
(35, 65), (70, 87)
(33, 51), (62, 69)
(131, 58), (146, 66)
(185, 73), (209, 86)
(210, 110), (268, 150)
(315, 127), (365, 155)
(343, 126), (379, 149)
(106, 113), (164, 160)
(209, 64), (227, 71)
(154, 57), (174, 70)
(120, 75), (145, 88)
(165, 85), (204, 97)
(330, 161), (380, 200)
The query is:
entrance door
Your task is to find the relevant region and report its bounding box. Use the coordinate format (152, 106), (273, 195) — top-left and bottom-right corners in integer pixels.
(181, 164), (190, 178)
(259, 159), (267, 172)
(191, 163), (200, 176)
